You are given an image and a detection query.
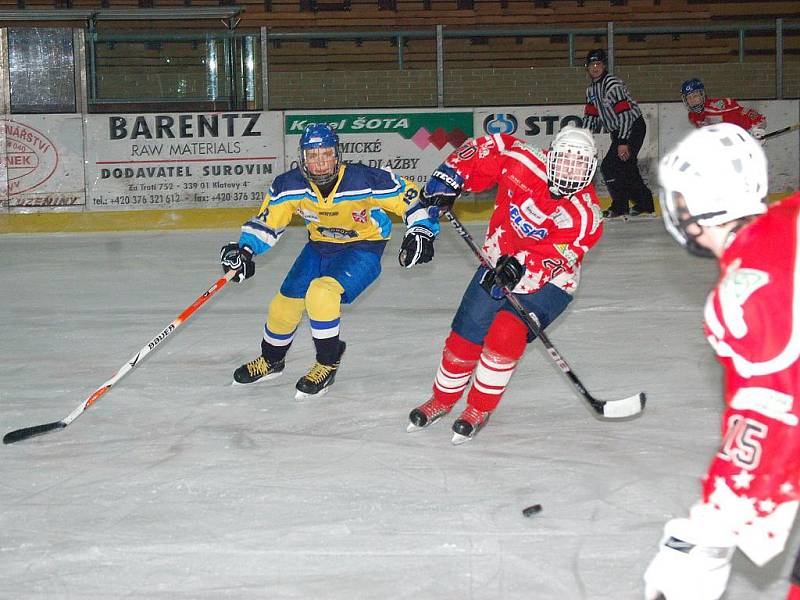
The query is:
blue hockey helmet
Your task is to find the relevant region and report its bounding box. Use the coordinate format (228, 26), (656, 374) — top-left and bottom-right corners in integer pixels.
(680, 78), (705, 113)
(299, 123), (341, 186)
(584, 48), (607, 67)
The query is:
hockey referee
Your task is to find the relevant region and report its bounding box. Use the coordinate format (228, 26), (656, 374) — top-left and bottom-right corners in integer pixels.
(582, 48), (654, 219)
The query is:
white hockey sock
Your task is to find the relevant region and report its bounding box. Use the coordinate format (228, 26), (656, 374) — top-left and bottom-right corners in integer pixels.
(469, 349), (518, 408)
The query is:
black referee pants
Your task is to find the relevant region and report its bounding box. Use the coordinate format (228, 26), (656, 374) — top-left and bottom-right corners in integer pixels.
(601, 116), (654, 215)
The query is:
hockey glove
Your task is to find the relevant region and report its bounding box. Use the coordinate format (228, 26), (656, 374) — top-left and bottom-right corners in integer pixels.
(420, 165), (464, 209)
(220, 242), (255, 282)
(643, 517), (735, 600)
(398, 225), (435, 268)
(480, 255), (525, 298)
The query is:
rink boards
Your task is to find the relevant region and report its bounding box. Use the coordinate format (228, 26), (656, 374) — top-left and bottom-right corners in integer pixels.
(0, 100), (797, 232)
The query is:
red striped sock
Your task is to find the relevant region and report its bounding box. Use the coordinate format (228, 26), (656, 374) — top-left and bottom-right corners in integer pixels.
(432, 330), (482, 406)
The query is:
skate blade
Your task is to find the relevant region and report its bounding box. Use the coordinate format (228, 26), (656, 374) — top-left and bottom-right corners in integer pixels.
(406, 412), (448, 433)
(294, 386), (331, 401)
(231, 371), (284, 387)
(451, 431), (473, 445)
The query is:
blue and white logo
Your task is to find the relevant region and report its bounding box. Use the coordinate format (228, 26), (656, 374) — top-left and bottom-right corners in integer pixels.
(483, 113), (518, 135)
(509, 204), (548, 240)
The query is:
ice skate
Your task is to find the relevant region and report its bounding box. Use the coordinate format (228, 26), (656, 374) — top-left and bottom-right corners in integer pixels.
(295, 342), (346, 400)
(629, 208), (656, 218)
(451, 405), (492, 445)
(233, 355), (285, 385)
(602, 209), (628, 221)
(407, 397), (454, 432)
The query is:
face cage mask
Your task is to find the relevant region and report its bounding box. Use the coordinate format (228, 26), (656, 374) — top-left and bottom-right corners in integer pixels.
(659, 190), (716, 258)
(300, 147), (340, 187)
(682, 90), (705, 114)
(547, 151), (595, 197)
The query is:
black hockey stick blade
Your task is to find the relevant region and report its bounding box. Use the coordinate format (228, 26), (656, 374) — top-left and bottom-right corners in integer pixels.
(762, 123), (800, 141)
(3, 420), (67, 444)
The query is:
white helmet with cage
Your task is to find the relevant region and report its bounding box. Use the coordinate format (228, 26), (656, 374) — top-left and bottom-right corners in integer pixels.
(659, 123), (767, 253)
(546, 125), (598, 197)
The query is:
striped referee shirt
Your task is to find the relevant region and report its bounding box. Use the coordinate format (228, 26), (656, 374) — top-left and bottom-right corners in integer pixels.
(582, 73), (643, 143)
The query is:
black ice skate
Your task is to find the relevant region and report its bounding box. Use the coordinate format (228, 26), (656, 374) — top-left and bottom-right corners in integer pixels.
(294, 342), (346, 400)
(233, 355), (285, 385)
(451, 405), (492, 445)
(602, 209), (628, 220)
(407, 397), (454, 432)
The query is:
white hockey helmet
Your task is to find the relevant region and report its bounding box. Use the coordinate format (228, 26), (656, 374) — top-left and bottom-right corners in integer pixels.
(547, 125), (598, 197)
(659, 123), (767, 253)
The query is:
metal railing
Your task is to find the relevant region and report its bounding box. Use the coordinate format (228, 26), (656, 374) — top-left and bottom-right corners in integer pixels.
(0, 16), (798, 113)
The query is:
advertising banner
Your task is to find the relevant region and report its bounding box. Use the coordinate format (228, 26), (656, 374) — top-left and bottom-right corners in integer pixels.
(0, 114), (85, 212)
(473, 105), (660, 198)
(284, 110), (474, 187)
(84, 111), (284, 211)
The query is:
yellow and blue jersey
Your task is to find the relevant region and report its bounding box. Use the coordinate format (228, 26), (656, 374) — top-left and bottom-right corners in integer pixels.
(239, 162), (437, 255)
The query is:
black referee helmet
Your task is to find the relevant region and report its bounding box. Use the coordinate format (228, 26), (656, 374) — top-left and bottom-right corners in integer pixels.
(584, 48), (607, 67)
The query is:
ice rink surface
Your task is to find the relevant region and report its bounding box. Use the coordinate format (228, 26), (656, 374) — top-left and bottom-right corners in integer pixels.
(2, 217), (798, 599)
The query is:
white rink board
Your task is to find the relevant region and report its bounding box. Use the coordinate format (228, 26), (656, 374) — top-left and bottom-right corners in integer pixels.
(0, 101), (797, 216)
(83, 112), (284, 211)
(475, 102), (799, 196)
(659, 100), (800, 193)
(0, 114), (86, 212)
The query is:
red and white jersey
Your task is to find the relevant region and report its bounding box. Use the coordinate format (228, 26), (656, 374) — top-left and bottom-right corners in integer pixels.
(699, 192), (800, 565)
(688, 97), (766, 131)
(444, 133), (603, 295)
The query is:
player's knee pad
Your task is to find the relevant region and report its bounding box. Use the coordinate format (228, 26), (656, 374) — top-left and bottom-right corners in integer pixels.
(484, 311), (527, 361)
(266, 293), (306, 334)
(443, 330), (483, 365)
(305, 276), (345, 322)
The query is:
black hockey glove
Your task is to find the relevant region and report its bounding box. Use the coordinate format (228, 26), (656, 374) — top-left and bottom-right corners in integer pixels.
(398, 225), (435, 268)
(220, 242), (255, 282)
(420, 167), (463, 209)
(480, 255), (525, 298)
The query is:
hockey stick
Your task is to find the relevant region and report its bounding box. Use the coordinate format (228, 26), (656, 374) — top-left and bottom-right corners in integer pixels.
(441, 208), (645, 419)
(762, 123), (800, 141)
(3, 269), (238, 445)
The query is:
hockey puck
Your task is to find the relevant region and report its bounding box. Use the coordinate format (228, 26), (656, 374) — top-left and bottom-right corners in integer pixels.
(522, 504), (542, 517)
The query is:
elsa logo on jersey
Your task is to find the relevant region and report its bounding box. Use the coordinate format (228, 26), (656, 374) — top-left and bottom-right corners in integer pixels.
(509, 204), (548, 240)
(483, 114), (517, 135)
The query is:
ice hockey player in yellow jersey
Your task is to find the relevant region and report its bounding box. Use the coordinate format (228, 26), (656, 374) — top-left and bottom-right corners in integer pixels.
(220, 122), (438, 399)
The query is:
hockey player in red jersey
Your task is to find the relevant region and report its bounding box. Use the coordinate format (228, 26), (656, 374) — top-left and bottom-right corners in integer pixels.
(399, 125), (603, 444)
(644, 123), (800, 599)
(681, 78), (766, 139)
